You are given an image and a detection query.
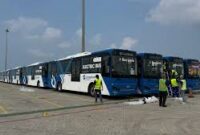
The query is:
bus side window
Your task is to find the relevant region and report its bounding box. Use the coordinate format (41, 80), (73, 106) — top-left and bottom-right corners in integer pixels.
(102, 56), (110, 76)
(137, 58), (142, 77)
(42, 66), (48, 77)
(52, 64), (57, 76)
(31, 67), (35, 80)
(71, 59), (81, 81)
(14, 71), (16, 79)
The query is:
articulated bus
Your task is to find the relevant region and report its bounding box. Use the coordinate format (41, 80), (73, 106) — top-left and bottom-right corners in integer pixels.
(0, 49), (138, 97)
(137, 53), (163, 95)
(53, 49), (138, 96)
(9, 67), (21, 84)
(0, 71), (6, 82)
(163, 57), (184, 79)
(24, 62), (49, 87)
(184, 59), (200, 91)
(4, 70), (10, 83)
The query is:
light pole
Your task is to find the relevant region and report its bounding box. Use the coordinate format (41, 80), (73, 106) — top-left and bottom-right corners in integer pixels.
(5, 28), (9, 71)
(82, 0), (86, 52)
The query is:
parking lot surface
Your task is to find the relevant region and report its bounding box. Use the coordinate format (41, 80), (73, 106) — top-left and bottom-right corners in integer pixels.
(0, 82), (200, 135)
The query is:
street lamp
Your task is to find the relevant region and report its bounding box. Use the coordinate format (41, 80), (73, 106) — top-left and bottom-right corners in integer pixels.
(82, 0), (86, 52)
(5, 28), (9, 71)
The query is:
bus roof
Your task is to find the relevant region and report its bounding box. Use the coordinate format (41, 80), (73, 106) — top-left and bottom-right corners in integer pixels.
(164, 56), (183, 62)
(57, 52), (91, 61)
(92, 48), (136, 55)
(27, 62), (42, 67)
(137, 53), (162, 57)
(184, 59), (199, 63)
(12, 66), (22, 70)
(164, 56), (183, 59)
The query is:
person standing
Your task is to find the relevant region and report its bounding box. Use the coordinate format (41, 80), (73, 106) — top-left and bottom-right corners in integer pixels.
(171, 70), (180, 97)
(159, 74), (168, 107)
(94, 75), (103, 103)
(179, 75), (187, 103)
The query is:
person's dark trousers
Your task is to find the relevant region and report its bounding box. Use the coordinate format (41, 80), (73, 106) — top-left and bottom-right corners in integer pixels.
(167, 86), (172, 96)
(172, 87), (180, 97)
(159, 92), (163, 106)
(95, 89), (103, 103)
(159, 91), (168, 107)
(162, 92), (167, 106)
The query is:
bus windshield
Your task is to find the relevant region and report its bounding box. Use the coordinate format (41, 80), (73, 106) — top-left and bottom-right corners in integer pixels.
(143, 59), (162, 78)
(112, 56), (137, 78)
(170, 62), (184, 76)
(188, 63), (200, 78)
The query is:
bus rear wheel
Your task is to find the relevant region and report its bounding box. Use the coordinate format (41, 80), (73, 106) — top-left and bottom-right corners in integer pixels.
(89, 84), (95, 97)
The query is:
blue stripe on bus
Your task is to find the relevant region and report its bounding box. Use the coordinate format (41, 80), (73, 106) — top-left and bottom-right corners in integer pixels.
(186, 79), (200, 91)
(139, 78), (159, 95)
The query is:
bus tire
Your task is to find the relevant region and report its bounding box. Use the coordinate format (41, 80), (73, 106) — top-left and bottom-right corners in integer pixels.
(37, 81), (40, 87)
(88, 83), (95, 97)
(57, 83), (62, 92)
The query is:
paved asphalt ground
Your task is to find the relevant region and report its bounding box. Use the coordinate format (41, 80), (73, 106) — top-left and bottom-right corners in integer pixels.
(0, 82), (200, 135)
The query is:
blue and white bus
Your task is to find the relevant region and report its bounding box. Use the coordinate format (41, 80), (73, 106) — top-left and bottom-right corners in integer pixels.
(23, 62), (49, 87)
(53, 49), (138, 96)
(137, 53), (163, 95)
(184, 59), (200, 91)
(4, 70), (10, 83)
(8, 67), (21, 84)
(0, 71), (6, 82)
(1, 49), (138, 97)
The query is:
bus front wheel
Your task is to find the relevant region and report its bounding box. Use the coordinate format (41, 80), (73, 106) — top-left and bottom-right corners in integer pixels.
(88, 84), (95, 97)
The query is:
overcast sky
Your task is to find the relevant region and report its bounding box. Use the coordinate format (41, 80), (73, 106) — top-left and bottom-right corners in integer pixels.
(0, 0), (200, 70)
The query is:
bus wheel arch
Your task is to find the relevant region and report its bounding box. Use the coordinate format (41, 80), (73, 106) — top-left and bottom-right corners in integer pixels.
(88, 83), (95, 97)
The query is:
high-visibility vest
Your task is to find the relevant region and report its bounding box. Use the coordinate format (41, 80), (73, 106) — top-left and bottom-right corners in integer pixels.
(159, 79), (168, 92)
(181, 79), (187, 91)
(95, 79), (102, 90)
(172, 70), (178, 76)
(171, 79), (178, 87)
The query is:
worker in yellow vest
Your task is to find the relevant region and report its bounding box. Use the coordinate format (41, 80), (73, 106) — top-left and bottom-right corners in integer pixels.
(179, 75), (187, 103)
(171, 70), (180, 97)
(171, 69), (178, 78)
(94, 75), (103, 103)
(159, 74), (168, 107)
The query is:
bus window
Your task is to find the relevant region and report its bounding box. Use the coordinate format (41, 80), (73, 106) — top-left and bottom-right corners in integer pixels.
(82, 57), (102, 73)
(49, 63), (57, 76)
(71, 59), (81, 81)
(143, 59), (162, 78)
(31, 67), (35, 80)
(19, 69), (22, 78)
(14, 70), (17, 79)
(42, 65), (48, 77)
(112, 55), (137, 78)
(60, 60), (71, 74)
(102, 56), (110, 76)
(170, 62), (184, 77)
(188, 63), (199, 78)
